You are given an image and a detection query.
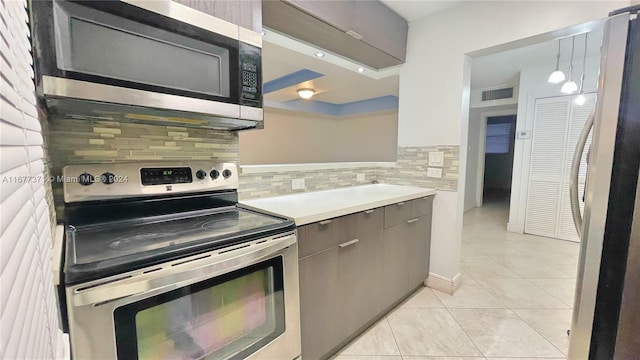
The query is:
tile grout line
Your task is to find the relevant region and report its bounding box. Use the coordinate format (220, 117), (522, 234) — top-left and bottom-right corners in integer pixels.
(509, 308), (571, 358)
(382, 316), (403, 358)
(440, 302), (486, 358)
(520, 276), (576, 308)
(464, 276), (568, 356)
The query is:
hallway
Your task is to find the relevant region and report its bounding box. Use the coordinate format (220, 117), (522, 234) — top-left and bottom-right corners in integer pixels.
(334, 202), (579, 359)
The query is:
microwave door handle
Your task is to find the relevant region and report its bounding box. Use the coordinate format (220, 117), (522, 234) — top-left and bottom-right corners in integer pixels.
(570, 109), (595, 237)
(72, 234), (296, 307)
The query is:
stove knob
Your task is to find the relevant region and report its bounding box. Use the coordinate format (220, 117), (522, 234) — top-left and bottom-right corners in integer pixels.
(210, 169), (220, 180)
(101, 172), (115, 185)
(222, 169), (232, 179)
(196, 169), (207, 180)
(78, 172), (94, 186)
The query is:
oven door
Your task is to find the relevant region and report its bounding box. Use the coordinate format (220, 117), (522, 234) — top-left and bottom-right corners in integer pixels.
(65, 233), (300, 360)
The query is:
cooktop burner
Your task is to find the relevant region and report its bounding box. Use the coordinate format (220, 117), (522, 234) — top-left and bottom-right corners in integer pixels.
(107, 233), (177, 251)
(64, 207), (294, 284)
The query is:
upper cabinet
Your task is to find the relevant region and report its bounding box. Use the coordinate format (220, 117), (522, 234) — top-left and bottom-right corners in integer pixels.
(173, 0), (262, 33)
(283, 0), (355, 32)
(264, 0), (407, 69)
(352, 1), (407, 63)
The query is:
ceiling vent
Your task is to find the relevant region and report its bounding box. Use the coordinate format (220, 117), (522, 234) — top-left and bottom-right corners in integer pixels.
(482, 86), (514, 101)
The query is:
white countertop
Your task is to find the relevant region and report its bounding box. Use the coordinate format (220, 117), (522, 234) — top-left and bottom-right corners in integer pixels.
(240, 184), (436, 226)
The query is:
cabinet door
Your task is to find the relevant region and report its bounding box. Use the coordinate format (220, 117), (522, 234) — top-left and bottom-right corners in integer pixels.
(298, 216), (347, 258)
(411, 196), (434, 218)
(173, 0), (240, 26)
(381, 224), (410, 309)
(352, 1), (407, 61)
(283, 0), (355, 32)
(384, 201), (412, 228)
(407, 215), (432, 287)
(299, 248), (339, 360)
(336, 231), (383, 339)
(238, 0), (262, 32)
(173, 0), (261, 32)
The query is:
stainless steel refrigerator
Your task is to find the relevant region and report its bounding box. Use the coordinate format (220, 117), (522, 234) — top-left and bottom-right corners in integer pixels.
(568, 5), (640, 359)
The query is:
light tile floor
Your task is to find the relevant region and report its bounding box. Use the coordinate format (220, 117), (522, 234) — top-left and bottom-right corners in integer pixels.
(335, 201), (579, 360)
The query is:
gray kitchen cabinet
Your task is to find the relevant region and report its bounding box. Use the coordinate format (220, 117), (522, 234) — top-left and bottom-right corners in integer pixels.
(382, 197), (434, 308)
(336, 230), (383, 339)
(173, 0), (262, 32)
(299, 247), (339, 360)
(298, 196), (432, 359)
(381, 222), (410, 309)
(262, 0), (407, 69)
(384, 201), (412, 228)
(407, 215), (432, 287)
(352, 1), (408, 62)
(283, 0), (355, 32)
(411, 196), (434, 218)
(297, 216), (347, 258)
(238, 0), (262, 33)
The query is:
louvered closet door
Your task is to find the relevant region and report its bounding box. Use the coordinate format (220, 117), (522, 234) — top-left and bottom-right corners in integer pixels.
(1, 0), (59, 359)
(525, 97), (571, 238)
(558, 94), (597, 241)
(525, 94), (597, 241)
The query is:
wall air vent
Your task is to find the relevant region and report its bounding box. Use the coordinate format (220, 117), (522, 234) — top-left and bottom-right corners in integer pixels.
(482, 87), (514, 101)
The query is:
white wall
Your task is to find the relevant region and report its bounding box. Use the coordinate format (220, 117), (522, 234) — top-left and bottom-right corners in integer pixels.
(507, 55), (601, 233)
(465, 105), (517, 212)
(399, 1), (628, 281)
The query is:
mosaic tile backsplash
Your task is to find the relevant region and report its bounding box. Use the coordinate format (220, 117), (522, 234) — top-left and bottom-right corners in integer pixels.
(379, 146), (459, 191)
(45, 119), (459, 220)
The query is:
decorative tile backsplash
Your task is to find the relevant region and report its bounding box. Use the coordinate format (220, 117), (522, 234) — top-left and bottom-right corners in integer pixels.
(45, 118), (459, 220)
(378, 146), (459, 191)
(47, 119), (239, 217)
(239, 167), (378, 200)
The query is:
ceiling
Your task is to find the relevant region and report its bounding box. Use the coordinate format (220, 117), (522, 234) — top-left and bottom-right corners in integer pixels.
(380, 0), (466, 22)
(471, 27), (604, 89)
(262, 41), (399, 105)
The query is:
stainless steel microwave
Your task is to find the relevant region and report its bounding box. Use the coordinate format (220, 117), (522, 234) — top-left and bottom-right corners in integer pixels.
(30, 0), (263, 130)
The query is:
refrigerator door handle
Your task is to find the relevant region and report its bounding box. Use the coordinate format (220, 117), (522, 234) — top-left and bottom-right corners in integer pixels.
(570, 109), (596, 237)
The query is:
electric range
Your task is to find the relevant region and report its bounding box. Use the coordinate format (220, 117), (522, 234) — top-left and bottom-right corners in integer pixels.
(58, 161), (301, 360)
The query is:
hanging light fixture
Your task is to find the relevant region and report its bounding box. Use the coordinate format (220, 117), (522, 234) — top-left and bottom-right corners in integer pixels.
(575, 33), (589, 105)
(561, 36), (578, 94)
(548, 39), (566, 83)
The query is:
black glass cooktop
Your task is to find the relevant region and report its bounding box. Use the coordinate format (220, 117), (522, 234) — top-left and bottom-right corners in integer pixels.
(64, 207), (294, 284)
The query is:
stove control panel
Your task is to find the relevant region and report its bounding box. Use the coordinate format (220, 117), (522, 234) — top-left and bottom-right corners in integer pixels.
(62, 162), (239, 203)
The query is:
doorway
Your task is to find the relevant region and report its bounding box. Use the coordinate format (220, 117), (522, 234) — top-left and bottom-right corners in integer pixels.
(482, 114), (517, 207)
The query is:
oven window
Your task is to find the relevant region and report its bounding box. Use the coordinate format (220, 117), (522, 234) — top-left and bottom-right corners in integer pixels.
(114, 257), (285, 360)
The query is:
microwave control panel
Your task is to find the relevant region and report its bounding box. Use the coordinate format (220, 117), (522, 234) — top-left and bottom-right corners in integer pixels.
(239, 42), (262, 107)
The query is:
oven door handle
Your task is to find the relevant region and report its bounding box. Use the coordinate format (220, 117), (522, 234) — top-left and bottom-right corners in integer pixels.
(73, 234), (296, 307)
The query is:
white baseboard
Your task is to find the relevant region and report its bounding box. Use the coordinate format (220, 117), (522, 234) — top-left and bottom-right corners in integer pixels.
(425, 272), (462, 295)
(56, 330), (70, 360)
(507, 222), (524, 234)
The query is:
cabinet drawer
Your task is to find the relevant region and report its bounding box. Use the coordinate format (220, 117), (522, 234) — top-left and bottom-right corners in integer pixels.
(298, 216), (347, 258)
(411, 196), (434, 218)
(347, 207), (384, 238)
(384, 201), (412, 228)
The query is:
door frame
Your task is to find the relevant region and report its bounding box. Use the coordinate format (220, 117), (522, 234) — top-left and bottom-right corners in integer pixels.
(475, 109), (518, 208)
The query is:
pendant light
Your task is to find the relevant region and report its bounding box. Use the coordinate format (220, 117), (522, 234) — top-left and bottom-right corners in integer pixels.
(575, 33), (588, 105)
(561, 36), (578, 94)
(548, 39), (566, 83)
